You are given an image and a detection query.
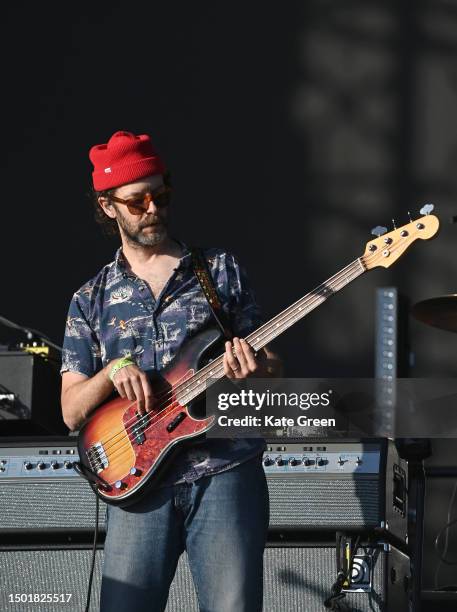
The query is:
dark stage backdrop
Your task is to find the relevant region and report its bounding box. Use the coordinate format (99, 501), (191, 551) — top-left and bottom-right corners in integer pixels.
(3, 1), (457, 377)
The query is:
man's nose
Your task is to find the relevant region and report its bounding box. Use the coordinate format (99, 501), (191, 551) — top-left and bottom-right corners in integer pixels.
(145, 198), (159, 214)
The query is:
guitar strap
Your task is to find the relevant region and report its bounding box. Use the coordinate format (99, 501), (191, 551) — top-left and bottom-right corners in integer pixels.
(190, 247), (234, 341)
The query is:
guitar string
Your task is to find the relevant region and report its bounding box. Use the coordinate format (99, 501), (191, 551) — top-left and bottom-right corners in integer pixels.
(90, 259), (367, 466)
(94, 261), (372, 471)
(89, 244), (396, 466)
(90, 228), (423, 467)
(88, 257), (362, 460)
(87, 260), (364, 468)
(88, 256), (364, 459)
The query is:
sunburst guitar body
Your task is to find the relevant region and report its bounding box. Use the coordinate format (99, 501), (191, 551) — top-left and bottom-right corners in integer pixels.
(77, 327), (221, 507)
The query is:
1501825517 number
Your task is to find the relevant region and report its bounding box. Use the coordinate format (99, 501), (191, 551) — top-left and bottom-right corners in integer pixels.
(8, 594), (73, 604)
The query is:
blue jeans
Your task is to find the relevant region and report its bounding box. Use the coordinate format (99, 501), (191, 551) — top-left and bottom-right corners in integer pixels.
(100, 454), (269, 612)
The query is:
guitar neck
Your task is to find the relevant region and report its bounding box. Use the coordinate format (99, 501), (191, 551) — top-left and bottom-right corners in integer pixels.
(176, 257), (366, 406)
(245, 257), (366, 352)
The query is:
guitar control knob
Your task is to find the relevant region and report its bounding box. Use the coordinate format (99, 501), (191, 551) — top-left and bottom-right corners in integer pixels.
(302, 458), (312, 466)
(130, 467), (142, 477)
(114, 480), (126, 490)
(37, 462), (47, 470)
(263, 456), (273, 467)
(64, 461), (73, 469)
(317, 458), (328, 467)
(355, 456), (363, 465)
(289, 457), (298, 466)
(274, 456), (284, 466)
(23, 461), (33, 471)
(51, 461), (60, 470)
(338, 457), (345, 466)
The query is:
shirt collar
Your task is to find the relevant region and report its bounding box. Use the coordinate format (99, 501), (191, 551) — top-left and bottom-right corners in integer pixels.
(113, 238), (193, 276)
(114, 247), (127, 274)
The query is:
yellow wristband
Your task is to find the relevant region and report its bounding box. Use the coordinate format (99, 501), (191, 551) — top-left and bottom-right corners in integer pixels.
(109, 356), (135, 382)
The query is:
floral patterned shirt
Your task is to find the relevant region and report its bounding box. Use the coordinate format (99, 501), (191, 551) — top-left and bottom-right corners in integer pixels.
(61, 241), (266, 486)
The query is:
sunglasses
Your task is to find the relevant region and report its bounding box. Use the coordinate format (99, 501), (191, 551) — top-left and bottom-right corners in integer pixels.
(109, 185), (171, 215)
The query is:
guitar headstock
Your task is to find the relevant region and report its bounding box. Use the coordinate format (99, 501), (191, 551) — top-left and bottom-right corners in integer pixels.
(361, 211), (440, 270)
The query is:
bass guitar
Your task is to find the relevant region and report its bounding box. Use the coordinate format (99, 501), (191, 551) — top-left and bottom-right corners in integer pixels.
(75, 211), (439, 506)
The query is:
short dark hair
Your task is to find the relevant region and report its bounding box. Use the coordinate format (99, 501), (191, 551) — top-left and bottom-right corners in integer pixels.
(91, 170), (172, 237)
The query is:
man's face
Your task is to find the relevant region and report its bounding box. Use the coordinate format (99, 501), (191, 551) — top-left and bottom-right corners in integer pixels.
(101, 174), (169, 247)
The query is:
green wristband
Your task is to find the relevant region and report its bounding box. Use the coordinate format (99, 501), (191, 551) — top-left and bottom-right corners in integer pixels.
(109, 356), (135, 382)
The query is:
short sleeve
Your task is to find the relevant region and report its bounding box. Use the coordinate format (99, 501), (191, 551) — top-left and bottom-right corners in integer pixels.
(60, 293), (102, 378)
(225, 254), (264, 338)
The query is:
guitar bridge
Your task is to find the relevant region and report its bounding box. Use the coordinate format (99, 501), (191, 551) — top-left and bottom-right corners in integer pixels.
(87, 442), (109, 474)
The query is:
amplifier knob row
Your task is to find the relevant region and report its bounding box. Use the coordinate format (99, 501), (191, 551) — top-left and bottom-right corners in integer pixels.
(21, 460), (74, 471)
(263, 455), (365, 469)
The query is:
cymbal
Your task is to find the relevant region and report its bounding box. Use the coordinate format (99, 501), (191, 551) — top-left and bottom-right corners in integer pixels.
(412, 295), (457, 333)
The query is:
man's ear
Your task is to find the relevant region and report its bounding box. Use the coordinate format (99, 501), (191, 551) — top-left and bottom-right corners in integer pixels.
(98, 196), (117, 219)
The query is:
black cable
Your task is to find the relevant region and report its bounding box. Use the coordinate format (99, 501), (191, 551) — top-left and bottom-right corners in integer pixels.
(434, 479), (457, 589)
(435, 517), (457, 565)
(84, 493), (100, 612)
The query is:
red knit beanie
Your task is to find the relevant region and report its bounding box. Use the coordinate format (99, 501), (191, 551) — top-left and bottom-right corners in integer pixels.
(89, 130), (166, 191)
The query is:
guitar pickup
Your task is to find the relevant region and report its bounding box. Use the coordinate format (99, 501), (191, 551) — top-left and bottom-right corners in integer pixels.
(130, 412), (147, 445)
(166, 412), (187, 432)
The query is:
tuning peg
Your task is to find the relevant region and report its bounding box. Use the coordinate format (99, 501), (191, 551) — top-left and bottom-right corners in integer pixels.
(419, 203), (434, 216)
(371, 226), (388, 237)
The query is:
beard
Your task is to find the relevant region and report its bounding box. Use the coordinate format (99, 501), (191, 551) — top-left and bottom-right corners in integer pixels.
(115, 208), (169, 247)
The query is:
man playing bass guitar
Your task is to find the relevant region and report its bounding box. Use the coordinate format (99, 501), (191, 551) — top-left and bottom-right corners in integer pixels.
(60, 130), (282, 612)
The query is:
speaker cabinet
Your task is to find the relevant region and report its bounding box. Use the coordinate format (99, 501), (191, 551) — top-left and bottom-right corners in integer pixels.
(0, 542), (410, 612)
